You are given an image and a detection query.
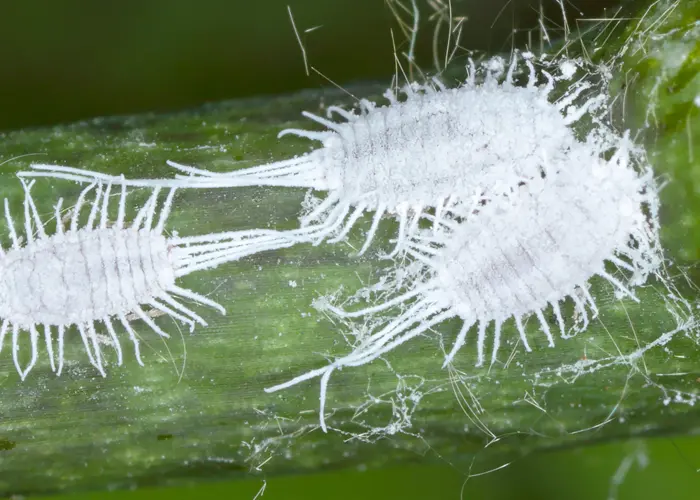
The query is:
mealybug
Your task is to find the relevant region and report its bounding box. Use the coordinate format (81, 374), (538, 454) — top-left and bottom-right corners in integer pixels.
(264, 137), (662, 432)
(19, 52), (614, 256)
(0, 179), (286, 379)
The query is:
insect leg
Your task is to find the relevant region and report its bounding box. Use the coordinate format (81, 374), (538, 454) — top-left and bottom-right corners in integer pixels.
(87, 322), (107, 376)
(57, 325), (66, 375)
(0, 320), (9, 354)
(513, 315), (532, 352)
(554, 80), (591, 112)
(86, 182), (104, 230)
(117, 182), (128, 229)
(535, 309), (555, 347)
(580, 286), (600, 318)
(148, 299), (196, 332)
(168, 285), (226, 315)
(71, 182), (97, 232)
(325, 105), (355, 121)
(277, 129), (331, 142)
(359, 300), (441, 351)
(131, 187), (158, 229)
(407, 203), (424, 235)
(475, 320), (488, 367)
(118, 313), (144, 366)
(132, 187), (161, 230)
(0, 200), (17, 250)
(21, 179), (47, 240)
(525, 58), (537, 90)
(466, 57), (477, 87)
(326, 203), (366, 243)
(443, 318), (476, 367)
(308, 202), (351, 245)
(12, 324), (39, 381)
(318, 367), (335, 433)
(21, 181), (34, 245)
(562, 94), (605, 125)
(25, 325), (40, 380)
(599, 270), (639, 302)
(54, 198), (65, 235)
(77, 323), (102, 375)
(100, 182), (113, 229)
(157, 293), (208, 327)
(551, 301), (567, 337)
(356, 204), (386, 256)
(299, 192), (340, 226)
(505, 51), (518, 86)
(43, 324), (56, 373)
(320, 284), (430, 319)
(570, 292), (590, 332)
(347, 309), (454, 368)
(103, 317), (123, 367)
(386, 204), (409, 258)
(490, 318), (504, 366)
(155, 188), (177, 234)
(301, 110), (343, 133)
(133, 305), (170, 339)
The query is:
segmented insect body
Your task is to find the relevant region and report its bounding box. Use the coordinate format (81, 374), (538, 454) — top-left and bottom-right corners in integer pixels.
(264, 137), (662, 432)
(0, 180), (282, 379)
(20, 53), (612, 256)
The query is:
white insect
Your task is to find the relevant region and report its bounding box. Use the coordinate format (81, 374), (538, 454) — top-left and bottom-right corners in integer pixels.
(264, 137), (663, 432)
(0, 179), (280, 379)
(19, 52), (611, 257)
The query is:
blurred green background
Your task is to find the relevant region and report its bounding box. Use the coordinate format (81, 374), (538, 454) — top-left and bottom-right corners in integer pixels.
(1, 0), (699, 498)
(30, 434), (700, 500)
(0, 0), (624, 131)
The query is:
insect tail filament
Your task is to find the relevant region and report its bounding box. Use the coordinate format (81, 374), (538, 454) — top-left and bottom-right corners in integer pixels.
(22, 155), (328, 190)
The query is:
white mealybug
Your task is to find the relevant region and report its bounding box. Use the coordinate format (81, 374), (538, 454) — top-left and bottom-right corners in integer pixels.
(19, 52), (611, 256)
(264, 137), (663, 432)
(0, 179), (284, 379)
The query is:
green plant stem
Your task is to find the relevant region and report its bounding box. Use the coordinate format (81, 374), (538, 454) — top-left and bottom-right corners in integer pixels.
(0, 0), (698, 496)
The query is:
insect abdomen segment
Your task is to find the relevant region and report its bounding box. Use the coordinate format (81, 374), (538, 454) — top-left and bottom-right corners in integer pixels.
(0, 228), (175, 328)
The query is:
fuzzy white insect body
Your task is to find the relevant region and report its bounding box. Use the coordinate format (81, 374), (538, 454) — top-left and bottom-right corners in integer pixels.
(0, 228), (174, 327)
(19, 53), (605, 256)
(264, 138), (662, 432)
(0, 180), (288, 379)
(272, 78), (579, 211)
(433, 145), (655, 359)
